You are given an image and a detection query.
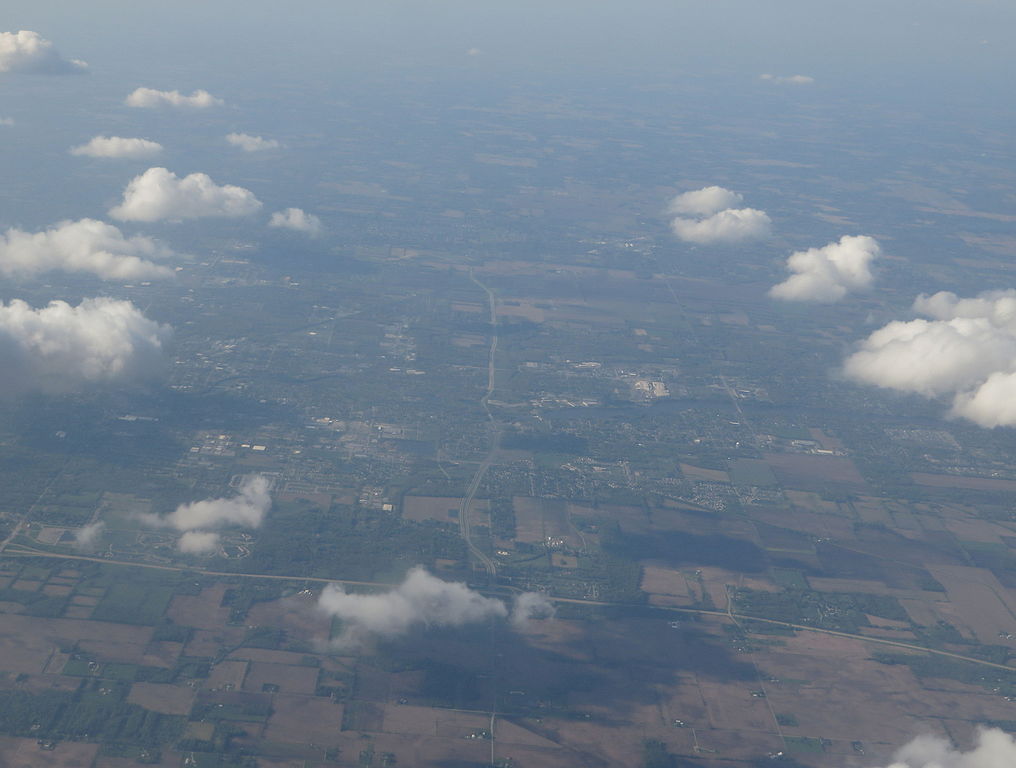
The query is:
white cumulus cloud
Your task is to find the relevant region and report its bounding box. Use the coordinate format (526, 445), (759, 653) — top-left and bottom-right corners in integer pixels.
(951, 371), (1016, 428)
(226, 132), (280, 152)
(269, 208), (322, 236)
(75, 521), (105, 551)
(0, 297), (170, 396)
(0, 219), (174, 280)
(844, 289), (1016, 427)
(144, 475), (272, 532)
(317, 567), (553, 647)
(671, 207), (772, 244)
(876, 728), (1016, 768)
(178, 531), (221, 554)
(0, 30), (87, 74)
(769, 235), (881, 303)
(667, 186), (771, 245)
(760, 73), (815, 85)
(511, 592), (556, 628)
(110, 167), (262, 222)
(668, 186), (744, 217)
(125, 87), (222, 108)
(319, 567), (508, 645)
(70, 136), (163, 159)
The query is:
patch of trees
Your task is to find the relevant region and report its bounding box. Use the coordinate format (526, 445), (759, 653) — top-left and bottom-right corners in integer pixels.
(0, 686), (183, 747)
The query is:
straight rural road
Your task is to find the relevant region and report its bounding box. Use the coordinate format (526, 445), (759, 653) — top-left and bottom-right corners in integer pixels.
(5, 544), (1016, 675)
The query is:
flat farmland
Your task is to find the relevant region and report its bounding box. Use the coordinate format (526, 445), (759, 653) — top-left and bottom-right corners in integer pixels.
(242, 661), (320, 695)
(497, 300), (547, 323)
(402, 495), (489, 526)
(10, 579), (42, 592)
(808, 429), (846, 451)
(3, 483), (1015, 768)
(0, 613), (152, 673)
(474, 260), (638, 282)
(762, 650), (932, 742)
(275, 490), (333, 508)
(205, 658), (248, 690)
(927, 565), (1016, 646)
(764, 452), (869, 491)
(185, 626), (246, 657)
(242, 593), (331, 642)
(166, 583), (232, 630)
(911, 472), (1016, 492)
(263, 694), (345, 746)
(680, 463), (731, 483)
(853, 496), (893, 525)
(451, 331), (487, 347)
(694, 729), (786, 763)
(570, 501), (647, 534)
(806, 576), (916, 598)
(495, 718), (563, 749)
(0, 737), (98, 768)
(697, 679), (776, 732)
(433, 709), (490, 739)
(513, 496), (583, 547)
(127, 681), (196, 715)
(550, 552), (578, 568)
(750, 503), (855, 540)
(380, 703), (443, 736)
(229, 647), (322, 665)
(487, 744), (581, 768)
(526, 716), (689, 768)
(784, 491), (849, 516)
(943, 517), (1012, 544)
(752, 519), (815, 553)
(0, 561), (1013, 768)
(367, 732), (494, 767)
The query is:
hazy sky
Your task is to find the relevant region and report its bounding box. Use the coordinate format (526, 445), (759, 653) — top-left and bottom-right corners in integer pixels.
(4, 1), (1015, 94)
(3, 1), (1014, 260)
